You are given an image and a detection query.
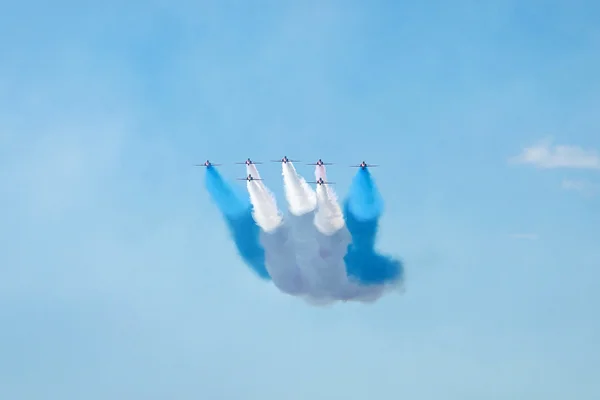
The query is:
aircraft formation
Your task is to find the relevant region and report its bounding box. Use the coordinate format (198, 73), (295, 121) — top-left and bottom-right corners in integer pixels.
(195, 157), (379, 185)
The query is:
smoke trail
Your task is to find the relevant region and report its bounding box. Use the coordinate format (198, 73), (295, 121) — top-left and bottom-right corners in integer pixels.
(203, 167), (270, 280)
(246, 164), (306, 295)
(281, 162), (316, 216)
(202, 162), (405, 304)
(280, 162), (342, 302)
(245, 164), (282, 233)
(311, 166), (350, 290)
(312, 165), (388, 303)
(344, 168), (404, 286)
(313, 166), (345, 234)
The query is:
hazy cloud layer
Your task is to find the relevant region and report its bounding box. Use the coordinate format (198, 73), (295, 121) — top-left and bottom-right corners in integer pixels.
(511, 140), (600, 169)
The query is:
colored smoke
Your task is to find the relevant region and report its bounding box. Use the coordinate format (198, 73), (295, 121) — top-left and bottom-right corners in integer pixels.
(344, 168), (403, 285)
(202, 162), (404, 304)
(204, 167), (270, 280)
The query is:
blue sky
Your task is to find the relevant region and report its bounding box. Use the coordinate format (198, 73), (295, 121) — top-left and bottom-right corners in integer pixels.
(1, 1), (599, 398)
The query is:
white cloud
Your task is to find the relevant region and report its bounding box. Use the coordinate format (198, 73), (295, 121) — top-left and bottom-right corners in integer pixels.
(562, 179), (587, 191)
(509, 233), (538, 240)
(561, 179), (597, 196)
(510, 140), (600, 169)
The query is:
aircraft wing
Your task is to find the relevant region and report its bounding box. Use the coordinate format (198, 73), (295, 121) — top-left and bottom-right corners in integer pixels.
(306, 162), (333, 165)
(235, 161), (263, 164)
(307, 181), (335, 184)
(194, 163), (222, 166)
(350, 164), (379, 167)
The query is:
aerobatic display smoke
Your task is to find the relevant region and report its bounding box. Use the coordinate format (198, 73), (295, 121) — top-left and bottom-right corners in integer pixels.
(203, 161), (404, 304)
(204, 168), (270, 279)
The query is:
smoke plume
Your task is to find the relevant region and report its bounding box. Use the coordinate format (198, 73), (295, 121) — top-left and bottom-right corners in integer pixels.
(203, 161), (404, 304)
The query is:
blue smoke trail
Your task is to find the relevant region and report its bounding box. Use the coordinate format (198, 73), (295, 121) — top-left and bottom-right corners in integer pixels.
(204, 167), (270, 280)
(343, 168), (404, 285)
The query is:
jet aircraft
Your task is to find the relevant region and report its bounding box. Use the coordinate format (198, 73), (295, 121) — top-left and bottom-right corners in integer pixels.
(350, 161), (379, 169)
(270, 156), (300, 164)
(306, 159), (333, 166)
(307, 177), (335, 185)
(237, 174), (263, 181)
(235, 158), (262, 165)
(194, 160), (221, 168)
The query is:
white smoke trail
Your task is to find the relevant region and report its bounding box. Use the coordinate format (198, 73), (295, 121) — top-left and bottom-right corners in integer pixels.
(245, 164), (282, 231)
(281, 162), (316, 216)
(312, 165), (389, 303)
(313, 165), (350, 261)
(259, 225), (306, 296)
(279, 162), (339, 302)
(247, 163), (391, 304)
(247, 164), (262, 179)
(245, 164), (306, 295)
(283, 162), (378, 304)
(313, 167), (345, 234)
(308, 165), (353, 301)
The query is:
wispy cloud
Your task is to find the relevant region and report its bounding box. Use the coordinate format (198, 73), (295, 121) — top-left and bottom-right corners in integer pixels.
(510, 140), (600, 169)
(509, 233), (538, 240)
(562, 179), (587, 191)
(561, 179), (597, 196)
